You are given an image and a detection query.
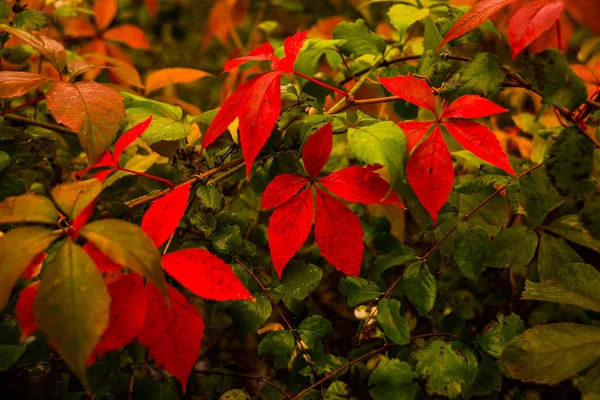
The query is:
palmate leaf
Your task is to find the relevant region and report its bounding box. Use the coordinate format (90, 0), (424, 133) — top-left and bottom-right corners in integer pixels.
(0, 193), (59, 225)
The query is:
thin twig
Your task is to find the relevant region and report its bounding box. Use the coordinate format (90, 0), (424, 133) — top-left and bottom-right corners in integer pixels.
(0, 95), (46, 116)
(294, 71), (351, 98)
(3, 113), (75, 135)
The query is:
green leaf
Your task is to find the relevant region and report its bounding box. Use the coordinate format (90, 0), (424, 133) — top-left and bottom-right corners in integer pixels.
(485, 226), (538, 269)
(0, 226), (60, 309)
(580, 194), (600, 242)
(333, 19), (386, 58)
(378, 298), (410, 345)
(0, 193), (58, 225)
(547, 214), (600, 254)
(526, 49), (587, 111)
(218, 389), (251, 400)
(580, 363), (600, 394)
(324, 381), (350, 399)
(34, 239), (110, 388)
(388, 5), (430, 37)
(522, 263), (600, 312)
(453, 188), (507, 236)
(51, 179), (102, 220)
(402, 261), (436, 316)
(229, 295), (272, 336)
(258, 330), (295, 369)
(338, 276), (383, 307)
(298, 315), (332, 352)
(196, 186), (224, 212)
(440, 53), (505, 102)
(348, 121), (406, 190)
(123, 108), (192, 145)
(121, 92), (183, 120)
(500, 323), (600, 385)
(212, 225), (243, 254)
(13, 10), (48, 31)
(545, 127), (596, 200)
(294, 39), (346, 76)
(538, 233), (583, 281)
(370, 245), (416, 282)
(477, 313), (525, 358)
(423, 15), (444, 51)
(273, 260), (322, 302)
(417, 51), (452, 87)
(103, 153), (160, 187)
(463, 353), (502, 398)
(368, 358), (417, 400)
(413, 340), (478, 399)
(0, 151), (9, 173)
(0, 345), (25, 371)
(453, 221), (489, 280)
(79, 219), (168, 303)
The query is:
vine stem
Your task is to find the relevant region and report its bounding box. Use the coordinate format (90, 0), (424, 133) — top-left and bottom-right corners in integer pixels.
(195, 370), (291, 399)
(293, 71), (351, 98)
(118, 168), (175, 188)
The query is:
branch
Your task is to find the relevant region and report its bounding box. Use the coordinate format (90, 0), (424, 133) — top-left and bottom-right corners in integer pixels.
(195, 370), (291, 399)
(3, 113), (75, 135)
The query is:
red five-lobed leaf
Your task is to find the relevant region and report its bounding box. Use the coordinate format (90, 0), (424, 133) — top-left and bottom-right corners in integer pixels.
(261, 174), (309, 209)
(508, 0), (564, 58)
(224, 42), (276, 72)
(139, 284), (205, 393)
(441, 95), (508, 119)
(161, 248), (253, 301)
(302, 123), (333, 178)
(16, 281), (40, 340)
(272, 30), (308, 73)
(314, 188), (364, 277)
(398, 121), (433, 153)
(141, 182), (191, 248)
(379, 75), (437, 114)
(84, 242), (123, 272)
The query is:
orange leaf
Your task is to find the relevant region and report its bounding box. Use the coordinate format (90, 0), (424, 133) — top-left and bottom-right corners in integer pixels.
(201, 0), (249, 50)
(144, 68), (212, 96)
(94, 0), (118, 31)
(104, 25), (151, 49)
(46, 81), (125, 165)
(79, 39), (109, 81)
(0, 26), (66, 73)
(153, 96), (202, 116)
(64, 18), (97, 38)
(0, 71), (46, 98)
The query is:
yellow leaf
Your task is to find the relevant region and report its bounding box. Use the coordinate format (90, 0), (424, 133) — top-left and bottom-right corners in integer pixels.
(145, 68), (212, 96)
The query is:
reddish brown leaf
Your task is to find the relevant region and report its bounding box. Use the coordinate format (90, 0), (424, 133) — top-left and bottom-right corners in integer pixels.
(564, 0), (600, 35)
(104, 25), (151, 49)
(444, 120), (516, 174)
(379, 75), (437, 114)
(441, 95), (508, 119)
(406, 126), (453, 224)
(84, 242), (122, 272)
(238, 71), (282, 177)
(16, 281), (40, 340)
(571, 63), (600, 97)
(78, 39), (109, 81)
(94, 0), (117, 31)
(113, 116), (153, 162)
(319, 166), (405, 209)
(201, 0), (249, 50)
(438, 0), (519, 50)
(162, 249), (253, 301)
(398, 121), (434, 152)
(267, 189), (314, 277)
(1, 26), (67, 72)
(94, 273), (148, 358)
(261, 174), (309, 209)
(0, 72), (46, 98)
(145, 0), (159, 19)
(302, 122), (332, 178)
(46, 81), (126, 165)
(314, 188), (364, 276)
(144, 68), (212, 96)
(139, 284), (205, 393)
(73, 199), (97, 231)
(272, 30), (308, 73)
(508, 0), (564, 58)
(141, 183), (191, 248)
(224, 42), (276, 72)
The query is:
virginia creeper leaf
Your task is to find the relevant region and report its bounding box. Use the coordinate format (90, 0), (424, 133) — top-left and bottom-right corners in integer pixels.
(161, 248), (253, 301)
(51, 179), (102, 221)
(508, 0), (564, 58)
(272, 30), (308, 73)
(379, 75), (437, 114)
(16, 281), (40, 339)
(104, 24), (151, 49)
(113, 116), (153, 162)
(224, 42), (276, 72)
(0, 193), (58, 225)
(84, 242), (123, 272)
(398, 121), (432, 152)
(314, 188), (364, 277)
(141, 183), (191, 248)
(441, 95), (508, 119)
(0, 25), (66, 72)
(261, 174), (309, 209)
(144, 68), (212, 96)
(0, 71), (46, 98)
(302, 122), (332, 178)
(33, 239), (110, 388)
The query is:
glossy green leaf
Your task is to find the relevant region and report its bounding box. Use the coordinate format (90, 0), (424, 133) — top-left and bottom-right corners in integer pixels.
(338, 276), (383, 307)
(402, 261), (436, 316)
(368, 358), (417, 400)
(298, 315), (332, 352)
(547, 214), (600, 254)
(485, 226), (538, 269)
(0, 193), (58, 225)
(538, 233), (583, 281)
(123, 108), (192, 145)
(417, 51), (452, 87)
(333, 19), (386, 57)
(378, 298), (410, 345)
(273, 260), (322, 302)
(500, 323), (600, 385)
(440, 53), (505, 102)
(34, 239), (110, 388)
(388, 5), (429, 37)
(196, 185), (224, 212)
(229, 295), (272, 336)
(477, 313), (525, 358)
(121, 92), (183, 120)
(258, 330), (295, 369)
(453, 221), (489, 280)
(370, 245), (416, 282)
(212, 225), (243, 254)
(79, 219), (168, 303)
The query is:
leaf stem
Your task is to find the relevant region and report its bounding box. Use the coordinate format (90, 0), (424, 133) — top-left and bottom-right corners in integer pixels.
(117, 168), (175, 188)
(0, 95), (46, 116)
(293, 71), (351, 98)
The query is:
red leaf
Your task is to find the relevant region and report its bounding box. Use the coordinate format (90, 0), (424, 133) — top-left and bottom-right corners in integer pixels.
(406, 126), (453, 224)
(272, 30), (308, 73)
(72, 199), (97, 231)
(84, 242), (122, 272)
(139, 284), (205, 393)
(94, 0), (117, 31)
(302, 122), (332, 178)
(267, 188), (314, 277)
(438, 0), (518, 50)
(113, 116), (152, 162)
(320, 166), (405, 209)
(145, 0), (158, 19)
(261, 174), (309, 209)
(94, 273), (148, 358)
(378, 75), (437, 114)
(398, 121), (434, 153)
(314, 188), (364, 276)
(21, 253), (46, 279)
(0, 72), (46, 98)
(443, 120), (516, 175)
(441, 95), (508, 119)
(141, 183), (191, 248)
(201, 74), (262, 152)
(508, 0), (564, 58)
(104, 25), (151, 49)
(16, 281), (40, 340)
(239, 71), (282, 177)
(162, 249), (253, 301)
(224, 42), (276, 72)
(75, 151), (116, 179)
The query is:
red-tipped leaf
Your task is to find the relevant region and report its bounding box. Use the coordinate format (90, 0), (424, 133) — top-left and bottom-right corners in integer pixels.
(379, 75), (437, 114)
(141, 183), (191, 248)
(261, 174), (309, 209)
(113, 116), (152, 162)
(508, 0), (564, 58)
(441, 95), (508, 119)
(272, 30), (308, 73)
(224, 42), (276, 71)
